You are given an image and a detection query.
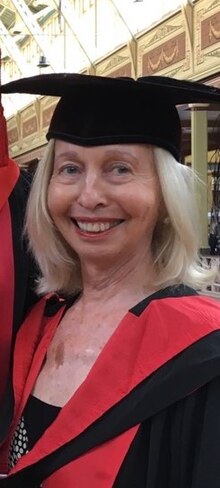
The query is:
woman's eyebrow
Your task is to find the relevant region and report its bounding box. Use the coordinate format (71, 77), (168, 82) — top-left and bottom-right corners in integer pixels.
(103, 150), (139, 163)
(54, 151), (83, 164)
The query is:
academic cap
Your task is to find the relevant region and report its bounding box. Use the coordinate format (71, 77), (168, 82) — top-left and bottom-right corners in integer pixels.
(2, 72), (220, 161)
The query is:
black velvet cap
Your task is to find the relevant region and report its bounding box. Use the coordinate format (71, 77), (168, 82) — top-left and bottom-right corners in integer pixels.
(2, 72), (220, 161)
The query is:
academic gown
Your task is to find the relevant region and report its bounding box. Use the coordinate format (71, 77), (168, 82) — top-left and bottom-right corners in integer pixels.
(0, 165), (37, 405)
(1, 285), (220, 487)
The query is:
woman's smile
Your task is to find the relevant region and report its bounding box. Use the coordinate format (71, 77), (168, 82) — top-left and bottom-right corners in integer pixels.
(71, 218), (124, 234)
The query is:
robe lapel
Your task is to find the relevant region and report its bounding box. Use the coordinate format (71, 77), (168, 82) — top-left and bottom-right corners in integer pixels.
(12, 300), (64, 417)
(10, 294), (220, 473)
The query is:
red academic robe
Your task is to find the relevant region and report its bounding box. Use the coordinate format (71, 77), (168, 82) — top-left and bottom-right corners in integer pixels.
(0, 163), (37, 410)
(1, 285), (220, 487)
(0, 159), (19, 401)
(0, 94), (36, 407)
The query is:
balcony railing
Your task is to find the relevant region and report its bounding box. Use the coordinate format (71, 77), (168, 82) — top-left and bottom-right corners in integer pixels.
(200, 255), (220, 299)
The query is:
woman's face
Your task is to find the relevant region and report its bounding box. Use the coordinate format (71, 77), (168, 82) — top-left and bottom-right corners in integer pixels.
(48, 140), (161, 265)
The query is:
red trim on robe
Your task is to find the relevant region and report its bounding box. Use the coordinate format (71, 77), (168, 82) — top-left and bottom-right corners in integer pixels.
(43, 425), (140, 488)
(0, 201), (15, 401)
(2, 294), (220, 483)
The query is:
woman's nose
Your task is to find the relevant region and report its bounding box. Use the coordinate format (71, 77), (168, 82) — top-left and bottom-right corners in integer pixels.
(77, 174), (108, 209)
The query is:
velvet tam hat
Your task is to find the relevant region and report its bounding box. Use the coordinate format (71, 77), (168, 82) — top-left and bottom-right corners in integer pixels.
(2, 72), (220, 161)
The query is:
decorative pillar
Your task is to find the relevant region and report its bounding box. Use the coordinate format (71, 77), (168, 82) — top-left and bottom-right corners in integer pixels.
(189, 103), (209, 252)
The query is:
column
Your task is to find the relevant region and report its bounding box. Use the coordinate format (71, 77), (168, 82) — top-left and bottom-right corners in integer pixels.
(189, 103), (209, 252)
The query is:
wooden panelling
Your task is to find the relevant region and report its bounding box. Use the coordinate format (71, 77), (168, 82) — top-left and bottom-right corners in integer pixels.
(201, 10), (220, 50)
(194, 0), (220, 79)
(96, 46), (133, 77)
(142, 32), (186, 75)
(8, 126), (19, 145)
(41, 98), (57, 129)
(137, 12), (193, 79)
(22, 115), (38, 138)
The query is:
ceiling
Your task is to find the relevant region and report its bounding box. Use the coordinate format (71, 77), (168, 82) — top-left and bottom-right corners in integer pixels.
(1, 0), (220, 160)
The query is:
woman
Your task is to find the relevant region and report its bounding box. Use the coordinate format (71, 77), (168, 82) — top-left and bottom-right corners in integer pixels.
(1, 73), (220, 487)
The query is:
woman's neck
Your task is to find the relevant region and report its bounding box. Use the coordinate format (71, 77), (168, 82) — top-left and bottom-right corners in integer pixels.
(79, 250), (156, 308)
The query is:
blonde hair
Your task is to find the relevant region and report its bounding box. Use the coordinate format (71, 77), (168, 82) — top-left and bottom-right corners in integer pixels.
(26, 140), (216, 295)
(152, 147), (215, 289)
(26, 139), (81, 295)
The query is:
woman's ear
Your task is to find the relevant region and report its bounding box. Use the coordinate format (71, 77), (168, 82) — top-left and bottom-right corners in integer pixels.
(158, 199), (170, 225)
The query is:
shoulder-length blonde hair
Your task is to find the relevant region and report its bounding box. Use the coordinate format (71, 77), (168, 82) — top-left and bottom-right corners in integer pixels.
(26, 139), (216, 295)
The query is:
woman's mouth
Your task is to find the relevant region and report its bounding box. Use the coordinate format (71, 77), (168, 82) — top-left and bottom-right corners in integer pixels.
(72, 219), (124, 233)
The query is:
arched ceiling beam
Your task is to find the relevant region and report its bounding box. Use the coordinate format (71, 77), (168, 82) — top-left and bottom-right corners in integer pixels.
(0, 19), (33, 76)
(181, 0), (193, 50)
(9, 0), (59, 71)
(108, 0), (137, 77)
(108, 0), (136, 41)
(50, 0), (95, 67)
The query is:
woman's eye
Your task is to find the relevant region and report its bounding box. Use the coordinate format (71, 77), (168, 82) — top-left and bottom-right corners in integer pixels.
(59, 164), (81, 175)
(111, 164), (131, 175)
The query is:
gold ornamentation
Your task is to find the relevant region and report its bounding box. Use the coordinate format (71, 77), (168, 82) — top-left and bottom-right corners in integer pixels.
(147, 42), (178, 72)
(209, 19), (220, 40)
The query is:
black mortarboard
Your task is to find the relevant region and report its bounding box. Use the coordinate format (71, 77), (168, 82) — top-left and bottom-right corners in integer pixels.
(1, 72), (220, 161)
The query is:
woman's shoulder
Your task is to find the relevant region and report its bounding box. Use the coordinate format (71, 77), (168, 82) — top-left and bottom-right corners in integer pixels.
(152, 285), (220, 323)
(130, 284), (198, 316)
(132, 284), (220, 342)
(146, 284), (220, 316)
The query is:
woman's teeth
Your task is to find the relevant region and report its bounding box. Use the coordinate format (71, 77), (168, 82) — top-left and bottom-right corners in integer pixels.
(76, 221), (119, 233)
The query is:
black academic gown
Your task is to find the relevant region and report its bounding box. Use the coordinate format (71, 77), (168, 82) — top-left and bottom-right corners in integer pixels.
(8, 169), (37, 336)
(1, 286), (220, 487)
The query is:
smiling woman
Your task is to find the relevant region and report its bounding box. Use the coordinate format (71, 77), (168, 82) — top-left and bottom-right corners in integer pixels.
(26, 138), (207, 296)
(1, 73), (220, 488)
(46, 141), (160, 278)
